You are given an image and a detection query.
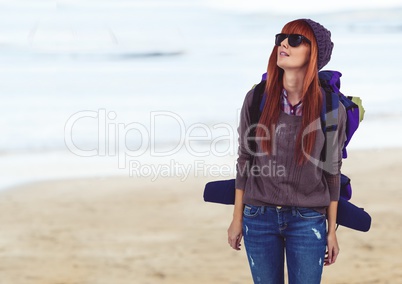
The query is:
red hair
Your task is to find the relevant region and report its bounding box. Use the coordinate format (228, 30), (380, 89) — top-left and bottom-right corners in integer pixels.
(256, 19), (322, 164)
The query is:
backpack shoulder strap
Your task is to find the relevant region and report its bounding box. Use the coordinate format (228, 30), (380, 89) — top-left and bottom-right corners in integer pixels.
(319, 70), (363, 159)
(319, 71), (340, 162)
(247, 80), (266, 154)
(320, 87), (339, 132)
(251, 80), (266, 124)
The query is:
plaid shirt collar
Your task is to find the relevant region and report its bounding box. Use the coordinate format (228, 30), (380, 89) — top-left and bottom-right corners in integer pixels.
(281, 89), (303, 116)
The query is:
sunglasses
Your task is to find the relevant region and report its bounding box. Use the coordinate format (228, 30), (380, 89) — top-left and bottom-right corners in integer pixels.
(275, 33), (311, 47)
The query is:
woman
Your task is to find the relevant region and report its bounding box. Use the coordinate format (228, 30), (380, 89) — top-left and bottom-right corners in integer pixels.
(227, 19), (346, 284)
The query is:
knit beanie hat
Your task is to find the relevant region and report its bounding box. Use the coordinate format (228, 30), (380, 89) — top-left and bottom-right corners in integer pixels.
(302, 19), (334, 70)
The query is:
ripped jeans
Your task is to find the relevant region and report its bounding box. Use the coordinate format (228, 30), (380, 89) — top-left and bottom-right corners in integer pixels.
(243, 205), (327, 284)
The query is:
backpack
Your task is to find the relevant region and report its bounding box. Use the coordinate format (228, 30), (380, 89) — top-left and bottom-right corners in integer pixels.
(252, 70), (364, 201)
(203, 70), (371, 232)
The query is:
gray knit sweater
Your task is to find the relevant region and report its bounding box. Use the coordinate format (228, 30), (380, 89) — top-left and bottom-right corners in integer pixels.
(235, 89), (347, 213)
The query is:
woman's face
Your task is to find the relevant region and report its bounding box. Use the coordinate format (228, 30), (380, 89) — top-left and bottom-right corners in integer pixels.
(277, 36), (311, 71)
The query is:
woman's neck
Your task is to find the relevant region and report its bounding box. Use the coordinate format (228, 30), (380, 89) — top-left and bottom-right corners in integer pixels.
(282, 71), (306, 106)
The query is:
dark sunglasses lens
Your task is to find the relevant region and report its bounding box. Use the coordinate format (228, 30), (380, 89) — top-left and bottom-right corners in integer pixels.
(275, 34), (287, 46)
(288, 35), (303, 47)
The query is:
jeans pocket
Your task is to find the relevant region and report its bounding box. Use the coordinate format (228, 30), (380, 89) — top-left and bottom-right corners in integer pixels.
(296, 208), (326, 220)
(243, 205), (260, 218)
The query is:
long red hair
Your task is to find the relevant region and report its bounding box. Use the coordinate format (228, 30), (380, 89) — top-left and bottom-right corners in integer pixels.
(256, 19), (322, 164)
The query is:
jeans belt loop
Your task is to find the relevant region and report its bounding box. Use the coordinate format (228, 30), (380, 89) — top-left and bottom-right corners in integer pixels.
(261, 206), (266, 214)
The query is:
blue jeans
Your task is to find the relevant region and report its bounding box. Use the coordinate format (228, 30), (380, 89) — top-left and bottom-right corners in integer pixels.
(243, 205), (327, 284)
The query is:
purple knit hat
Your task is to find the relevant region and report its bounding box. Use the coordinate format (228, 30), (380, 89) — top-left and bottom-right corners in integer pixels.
(302, 19), (334, 70)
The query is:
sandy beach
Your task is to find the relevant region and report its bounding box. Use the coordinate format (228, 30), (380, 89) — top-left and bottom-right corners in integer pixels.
(0, 148), (401, 284)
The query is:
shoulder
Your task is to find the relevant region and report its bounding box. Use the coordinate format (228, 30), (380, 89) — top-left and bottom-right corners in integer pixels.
(241, 86), (257, 109)
(338, 99), (347, 124)
(338, 100), (346, 114)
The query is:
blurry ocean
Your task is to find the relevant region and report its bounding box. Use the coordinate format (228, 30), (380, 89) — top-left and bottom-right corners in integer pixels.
(1, 0), (402, 189)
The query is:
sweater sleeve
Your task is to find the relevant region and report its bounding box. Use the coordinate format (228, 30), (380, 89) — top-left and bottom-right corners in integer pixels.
(323, 103), (347, 201)
(235, 89), (255, 190)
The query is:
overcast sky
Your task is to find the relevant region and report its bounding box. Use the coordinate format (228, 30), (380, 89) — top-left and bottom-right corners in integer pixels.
(207, 0), (402, 13)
